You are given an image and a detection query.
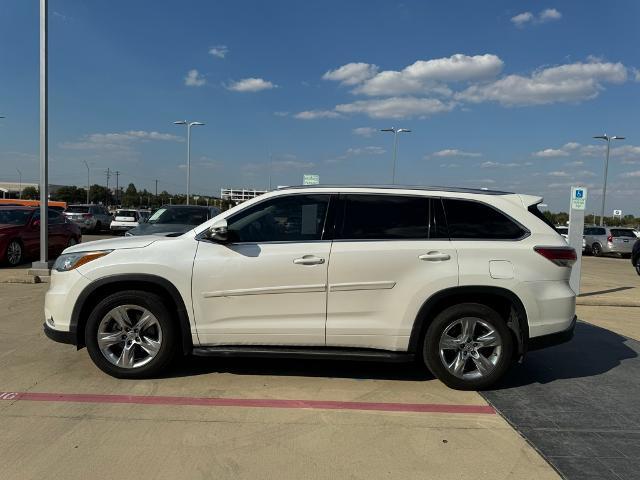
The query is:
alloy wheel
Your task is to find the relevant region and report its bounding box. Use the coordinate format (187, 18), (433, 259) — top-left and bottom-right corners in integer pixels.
(7, 241), (22, 266)
(97, 305), (163, 369)
(438, 317), (503, 380)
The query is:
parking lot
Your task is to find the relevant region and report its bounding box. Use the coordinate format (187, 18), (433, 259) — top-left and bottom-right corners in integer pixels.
(0, 234), (637, 479)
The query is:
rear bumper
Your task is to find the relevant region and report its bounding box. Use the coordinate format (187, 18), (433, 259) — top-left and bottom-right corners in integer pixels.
(528, 315), (576, 351)
(43, 322), (76, 345)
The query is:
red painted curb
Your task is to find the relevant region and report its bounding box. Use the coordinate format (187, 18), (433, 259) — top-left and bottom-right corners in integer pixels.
(0, 391), (495, 414)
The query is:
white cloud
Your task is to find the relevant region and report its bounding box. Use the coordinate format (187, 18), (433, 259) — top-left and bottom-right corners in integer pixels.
(61, 130), (182, 150)
(563, 142), (580, 150)
(272, 160), (314, 170)
(353, 54), (503, 96)
(346, 146), (386, 156)
(480, 161), (522, 168)
(540, 8), (562, 22)
(335, 97), (455, 119)
(576, 170), (597, 177)
(322, 63), (379, 85)
(352, 127), (377, 137)
(294, 110), (341, 120)
(208, 45), (229, 59)
(511, 12), (534, 27)
(548, 171), (569, 177)
(511, 9), (561, 27)
(431, 149), (482, 158)
(184, 69), (206, 87)
(620, 171), (640, 178)
(612, 145), (640, 158)
(457, 60), (627, 106)
(439, 163), (460, 168)
(634, 68), (640, 82)
(566, 160), (584, 166)
(227, 77), (276, 92)
(533, 148), (570, 158)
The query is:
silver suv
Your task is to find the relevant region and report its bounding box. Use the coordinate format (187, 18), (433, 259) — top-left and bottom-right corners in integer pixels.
(64, 204), (113, 233)
(584, 226), (635, 258)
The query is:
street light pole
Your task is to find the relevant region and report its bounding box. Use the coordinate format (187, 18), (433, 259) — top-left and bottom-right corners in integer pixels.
(174, 120), (205, 205)
(381, 127), (411, 184)
(34, 0), (49, 270)
(593, 134), (624, 226)
(82, 160), (90, 204)
(16, 168), (22, 199)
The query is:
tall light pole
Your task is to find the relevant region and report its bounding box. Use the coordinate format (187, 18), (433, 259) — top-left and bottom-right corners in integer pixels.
(16, 168), (22, 199)
(593, 134), (624, 226)
(33, 0), (49, 270)
(174, 120), (205, 205)
(82, 160), (90, 204)
(381, 127), (411, 184)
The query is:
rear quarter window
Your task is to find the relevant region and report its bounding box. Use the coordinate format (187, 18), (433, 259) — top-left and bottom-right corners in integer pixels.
(443, 199), (527, 240)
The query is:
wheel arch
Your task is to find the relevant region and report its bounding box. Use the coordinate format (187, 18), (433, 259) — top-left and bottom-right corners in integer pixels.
(408, 286), (529, 357)
(71, 274), (193, 354)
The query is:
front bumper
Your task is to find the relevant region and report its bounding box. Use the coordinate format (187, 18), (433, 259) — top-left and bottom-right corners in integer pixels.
(43, 322), (76, 345)
(528, 315), (576, 351)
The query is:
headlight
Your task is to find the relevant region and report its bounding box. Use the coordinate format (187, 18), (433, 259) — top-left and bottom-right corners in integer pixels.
(53, 250), (112, 272)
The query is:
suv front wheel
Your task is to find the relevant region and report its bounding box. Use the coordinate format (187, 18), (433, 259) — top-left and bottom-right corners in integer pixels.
(85, 290), (177, 378)
(423, 303), (513, 390)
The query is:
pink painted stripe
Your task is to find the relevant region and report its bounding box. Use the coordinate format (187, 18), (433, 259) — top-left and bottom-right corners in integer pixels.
(0, 391), (494, 415)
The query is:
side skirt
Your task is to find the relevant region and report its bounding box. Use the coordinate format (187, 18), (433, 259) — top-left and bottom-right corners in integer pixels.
(192, 346), (415, 363)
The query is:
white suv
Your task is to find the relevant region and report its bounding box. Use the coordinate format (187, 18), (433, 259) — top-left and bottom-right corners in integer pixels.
(44, 186), (577, 390)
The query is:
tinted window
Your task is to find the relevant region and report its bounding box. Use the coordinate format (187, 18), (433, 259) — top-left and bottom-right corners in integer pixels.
(33, 209), (63, 224)
(0, 209), (32, 226)
(443, 199), (526, 240)
(227, 194), (329, 242)
(338, 195), (428, 240)
(66, 206), (90, 214)
(611, 229), (635, 238)
(148, 207), (209, 225)
(593, 228), (606, 235)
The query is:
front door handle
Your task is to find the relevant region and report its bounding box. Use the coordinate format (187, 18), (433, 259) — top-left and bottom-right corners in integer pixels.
(293, 255), (325, 265)
(419, 251), (451, 262)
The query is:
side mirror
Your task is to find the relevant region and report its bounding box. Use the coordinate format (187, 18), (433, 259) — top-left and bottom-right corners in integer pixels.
(208, 218), (229, 243)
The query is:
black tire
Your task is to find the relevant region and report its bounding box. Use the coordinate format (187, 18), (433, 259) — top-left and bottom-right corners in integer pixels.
(423, 303), (514, 390)
(5, 239), (23, 266)
(636, 263), (640, 277)
(592, 243), (602, 257)
(85, 290), (177, 378)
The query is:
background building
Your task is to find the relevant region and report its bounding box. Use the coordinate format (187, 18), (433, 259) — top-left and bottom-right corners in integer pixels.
(220, 188), (267, 204)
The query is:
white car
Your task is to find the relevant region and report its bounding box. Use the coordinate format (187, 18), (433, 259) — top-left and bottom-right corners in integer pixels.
(109, 209), (140, 233)
(44, 186), (577, 390)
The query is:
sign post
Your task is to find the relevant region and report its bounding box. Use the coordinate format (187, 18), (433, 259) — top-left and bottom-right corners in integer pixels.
(303, 174), (319, 186)
(568, 186), (587, 295)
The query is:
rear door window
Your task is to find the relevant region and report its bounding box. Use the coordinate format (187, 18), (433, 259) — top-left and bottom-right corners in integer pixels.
(610, 229), (636, 238)
(442, 199), (526, 240)
(337, 195), (428, 240)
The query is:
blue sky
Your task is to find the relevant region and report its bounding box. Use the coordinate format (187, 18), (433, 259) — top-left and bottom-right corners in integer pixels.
(1, 0), (639, 214)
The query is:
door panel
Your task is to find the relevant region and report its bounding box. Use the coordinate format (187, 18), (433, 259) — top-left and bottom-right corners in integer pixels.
(191, 193), (332, 346)
(325, 195), (458, 351)
(326, 240), (458, 350)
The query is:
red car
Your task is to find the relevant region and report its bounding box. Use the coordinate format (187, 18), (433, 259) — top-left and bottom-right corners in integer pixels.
(0, 206), (82, 266)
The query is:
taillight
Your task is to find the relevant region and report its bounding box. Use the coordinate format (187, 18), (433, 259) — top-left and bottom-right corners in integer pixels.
(607, 235), (613, 243)
(534, 246), (577, 267)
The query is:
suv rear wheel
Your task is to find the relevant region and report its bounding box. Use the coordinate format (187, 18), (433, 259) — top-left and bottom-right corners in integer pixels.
(423, 303), (513, 390)
(85, 290), (177, 378)
(591, 242), (602, 257)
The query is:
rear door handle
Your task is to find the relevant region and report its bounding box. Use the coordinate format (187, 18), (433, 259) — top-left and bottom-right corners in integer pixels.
(419, 252), (451, 262)
(293, 255), (325, 265)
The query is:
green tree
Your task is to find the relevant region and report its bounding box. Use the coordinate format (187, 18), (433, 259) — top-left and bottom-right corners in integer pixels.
(89, 184), (113, 205)
(21, 186), (39, 200)
(122, 183), (138, 207)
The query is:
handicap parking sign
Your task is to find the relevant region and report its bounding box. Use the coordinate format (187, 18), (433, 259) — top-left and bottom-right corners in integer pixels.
(570, 186), (587, 210)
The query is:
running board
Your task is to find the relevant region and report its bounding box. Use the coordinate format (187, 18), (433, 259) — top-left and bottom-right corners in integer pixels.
(192, 346), (414, 363)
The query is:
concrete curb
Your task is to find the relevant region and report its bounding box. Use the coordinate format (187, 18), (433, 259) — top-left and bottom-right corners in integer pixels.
(0, 276), (42, 284)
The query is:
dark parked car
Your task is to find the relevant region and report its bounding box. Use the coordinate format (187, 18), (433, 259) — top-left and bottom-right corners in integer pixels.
(125, 205), (221, 236)
(0, 206), (82, 266)
(632, 238), (640, 275)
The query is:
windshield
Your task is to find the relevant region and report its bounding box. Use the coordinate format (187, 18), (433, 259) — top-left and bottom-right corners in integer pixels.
(148, 207), (209, 225)
(66, 206), (90, 214)
(0, 209), (32, 226)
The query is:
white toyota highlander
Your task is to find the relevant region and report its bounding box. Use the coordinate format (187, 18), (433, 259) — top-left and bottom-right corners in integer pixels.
(44, 186), (577, 390)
